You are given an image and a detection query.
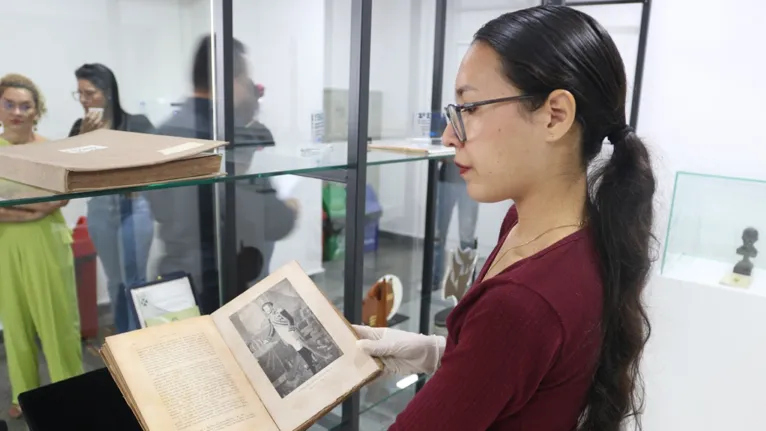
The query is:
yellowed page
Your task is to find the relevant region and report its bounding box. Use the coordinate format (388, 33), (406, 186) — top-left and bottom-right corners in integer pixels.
(211, 261), (382, 431)
(104, 316), (279, 431)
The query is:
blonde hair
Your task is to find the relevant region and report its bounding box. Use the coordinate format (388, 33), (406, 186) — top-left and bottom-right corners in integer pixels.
(0, 73), (47, 118)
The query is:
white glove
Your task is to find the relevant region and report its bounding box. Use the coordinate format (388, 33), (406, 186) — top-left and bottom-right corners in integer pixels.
(353, 325), (446, 376)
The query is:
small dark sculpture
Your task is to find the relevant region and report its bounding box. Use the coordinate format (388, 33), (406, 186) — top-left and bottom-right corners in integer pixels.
(733, 227), (759, 276)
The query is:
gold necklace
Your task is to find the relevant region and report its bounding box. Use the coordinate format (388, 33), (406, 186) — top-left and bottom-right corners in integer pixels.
(486, 221), (585, 277)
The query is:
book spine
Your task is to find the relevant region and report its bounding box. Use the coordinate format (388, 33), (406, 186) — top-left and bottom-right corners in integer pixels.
(0, 156), (68, 193)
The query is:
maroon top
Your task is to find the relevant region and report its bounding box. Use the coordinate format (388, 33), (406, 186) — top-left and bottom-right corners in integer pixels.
(389, 206), (603, 430)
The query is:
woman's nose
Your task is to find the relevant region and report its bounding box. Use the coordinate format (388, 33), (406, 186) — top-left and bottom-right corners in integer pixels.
(441, 123), (461, 148)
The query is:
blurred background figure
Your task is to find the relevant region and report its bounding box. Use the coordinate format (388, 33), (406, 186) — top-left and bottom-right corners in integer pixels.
(145, 36), (297, 313)
(233, 77), (299, 292)
(0, 73), (83, 420)
(68, 63), (156, 334)
(235, 80), (274, 147)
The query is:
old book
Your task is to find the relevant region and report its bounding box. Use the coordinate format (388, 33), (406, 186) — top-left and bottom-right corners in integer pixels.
(0, 129), (226, 192)
(100, 261), (382, 431)
(368, 138), (455, 155)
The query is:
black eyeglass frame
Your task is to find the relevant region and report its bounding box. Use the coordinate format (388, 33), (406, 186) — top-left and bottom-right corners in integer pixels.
(444, 94), (539, 143)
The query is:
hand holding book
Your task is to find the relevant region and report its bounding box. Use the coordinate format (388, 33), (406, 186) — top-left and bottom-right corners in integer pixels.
(353, 325), (446, 376)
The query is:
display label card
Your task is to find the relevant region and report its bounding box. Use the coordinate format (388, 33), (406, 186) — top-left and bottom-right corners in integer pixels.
(130, 276), (198, 329)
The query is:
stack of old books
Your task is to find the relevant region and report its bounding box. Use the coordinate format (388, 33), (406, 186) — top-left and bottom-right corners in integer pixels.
(0, 129), (226, 193)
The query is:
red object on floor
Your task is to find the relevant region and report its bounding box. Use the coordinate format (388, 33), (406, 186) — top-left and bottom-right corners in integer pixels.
(71, 216), (98, 339)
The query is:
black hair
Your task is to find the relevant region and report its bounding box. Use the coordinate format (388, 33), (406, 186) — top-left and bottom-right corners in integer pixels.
(74, 63), (125, 130)
(192, 35), (248, 92)
(475, 6), (655, 431)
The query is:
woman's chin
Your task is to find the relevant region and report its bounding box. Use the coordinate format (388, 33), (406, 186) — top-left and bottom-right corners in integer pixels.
(4, 124), (31, 133)
(465, 182), (504, 204)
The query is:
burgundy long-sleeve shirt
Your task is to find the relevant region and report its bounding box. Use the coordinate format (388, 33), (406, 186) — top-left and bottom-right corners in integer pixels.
(389, 206), (603, 430)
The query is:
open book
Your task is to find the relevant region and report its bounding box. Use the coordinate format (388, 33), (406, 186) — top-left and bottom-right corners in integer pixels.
(100, 261), (382, 431)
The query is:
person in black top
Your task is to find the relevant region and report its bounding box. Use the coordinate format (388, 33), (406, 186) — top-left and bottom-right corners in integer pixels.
(69, 63), (156, 333)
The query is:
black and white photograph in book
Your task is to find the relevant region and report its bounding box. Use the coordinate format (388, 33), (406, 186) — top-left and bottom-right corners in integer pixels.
(229, 278), (343, 398)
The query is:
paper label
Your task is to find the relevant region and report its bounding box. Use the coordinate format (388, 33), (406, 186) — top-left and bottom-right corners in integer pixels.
(414, 112), (432, 137)
(60, 145), (107, 154)
(159, 142), (203, 155)
(311, 111), (325, 143)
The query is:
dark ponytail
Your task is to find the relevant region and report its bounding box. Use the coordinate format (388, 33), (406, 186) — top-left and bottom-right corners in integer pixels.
(475, 5), (655, 431)
(585, 128), (655, 430)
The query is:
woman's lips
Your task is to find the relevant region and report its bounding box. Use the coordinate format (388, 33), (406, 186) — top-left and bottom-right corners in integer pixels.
(10, 119), (23, 125)
(455, 161), (471, 175)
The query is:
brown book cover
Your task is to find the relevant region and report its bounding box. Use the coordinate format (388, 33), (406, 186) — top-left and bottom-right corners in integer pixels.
(0, 129), (227, 192)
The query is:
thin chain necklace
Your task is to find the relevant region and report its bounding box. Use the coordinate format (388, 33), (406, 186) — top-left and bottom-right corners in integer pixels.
(486, 221), (585, 277)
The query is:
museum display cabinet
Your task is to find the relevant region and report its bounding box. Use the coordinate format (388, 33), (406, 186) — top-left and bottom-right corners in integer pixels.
(0, 0), (452, 429)
(661, 171), (766, 296)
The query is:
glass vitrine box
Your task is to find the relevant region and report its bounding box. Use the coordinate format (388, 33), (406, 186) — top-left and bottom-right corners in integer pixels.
(661, 171), (766, 295)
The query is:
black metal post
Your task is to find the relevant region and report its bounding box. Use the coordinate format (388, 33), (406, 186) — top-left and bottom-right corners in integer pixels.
(416, 0), (447, 393)
(629, 0), (652, 129)
(340, 0), (372, 429)
(212, 0), (238, 306)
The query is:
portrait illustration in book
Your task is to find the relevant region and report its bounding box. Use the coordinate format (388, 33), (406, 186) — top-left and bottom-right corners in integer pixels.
(230, 278), (343, 398)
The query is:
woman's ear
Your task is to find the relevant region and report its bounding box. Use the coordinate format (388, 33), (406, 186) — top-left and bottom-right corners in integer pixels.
(544, 89), (576, 143)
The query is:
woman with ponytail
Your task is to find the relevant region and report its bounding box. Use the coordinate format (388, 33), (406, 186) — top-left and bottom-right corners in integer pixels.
(355, 5), (655, 430)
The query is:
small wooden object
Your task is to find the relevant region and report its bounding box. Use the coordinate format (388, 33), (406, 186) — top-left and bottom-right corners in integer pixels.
(362, 277), (394, 327)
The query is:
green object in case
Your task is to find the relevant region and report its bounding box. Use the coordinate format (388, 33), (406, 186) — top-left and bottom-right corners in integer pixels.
(322, 183), (346, 261)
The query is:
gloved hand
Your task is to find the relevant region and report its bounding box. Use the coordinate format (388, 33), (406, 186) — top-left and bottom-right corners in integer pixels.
(353, 325), (446, 376)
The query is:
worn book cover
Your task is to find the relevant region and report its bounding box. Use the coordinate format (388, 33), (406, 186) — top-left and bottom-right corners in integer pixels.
(0, 129), (226, 192)
(100, 261), (382, 431)
(368, 138), (455, 155)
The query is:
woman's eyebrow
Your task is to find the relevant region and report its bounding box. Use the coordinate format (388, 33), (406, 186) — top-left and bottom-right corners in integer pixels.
(456, 84), (478, 98)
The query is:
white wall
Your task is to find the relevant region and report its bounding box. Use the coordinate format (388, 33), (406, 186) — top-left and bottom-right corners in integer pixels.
(234, 0), (325, 146)
(639, 0), (766, 260)
(642, 275), (766, 431)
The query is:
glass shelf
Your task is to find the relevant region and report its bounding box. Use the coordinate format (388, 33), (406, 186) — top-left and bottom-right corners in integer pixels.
(0, 141), (454, 207)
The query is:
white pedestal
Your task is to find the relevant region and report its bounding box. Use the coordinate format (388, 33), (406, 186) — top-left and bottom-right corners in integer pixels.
(662, 253), (766, 297)
(642, 273), (766, 430)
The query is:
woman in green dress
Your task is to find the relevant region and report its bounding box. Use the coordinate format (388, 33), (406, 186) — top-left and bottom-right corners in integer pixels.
(0, 73), (83, 419)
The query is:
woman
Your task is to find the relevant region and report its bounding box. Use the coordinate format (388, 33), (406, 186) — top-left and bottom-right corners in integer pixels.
(0, 74), (84, 419)
(355, 6), (655, 430)
(69, 63), (155, 333)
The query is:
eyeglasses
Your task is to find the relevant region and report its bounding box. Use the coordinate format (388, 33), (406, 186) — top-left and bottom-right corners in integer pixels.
(72, 90), (99, 101)
(444, 95), (538, 143)
(1, 98), (33, 114)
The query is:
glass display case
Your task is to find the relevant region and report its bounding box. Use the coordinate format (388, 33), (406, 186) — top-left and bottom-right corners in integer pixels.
(0, 0), (454, 429)
(661, 171), (766, 295)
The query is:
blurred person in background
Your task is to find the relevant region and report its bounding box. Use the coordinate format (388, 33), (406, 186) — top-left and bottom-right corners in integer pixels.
(68, 63), (156, 334)
(0, 73), (83, 419)
(145, 36), (297, 313)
